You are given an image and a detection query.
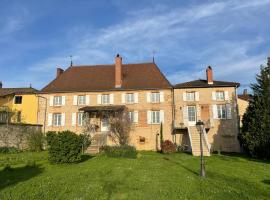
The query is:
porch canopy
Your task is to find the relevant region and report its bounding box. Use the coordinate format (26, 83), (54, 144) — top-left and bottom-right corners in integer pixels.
(79, 105), (126, 112)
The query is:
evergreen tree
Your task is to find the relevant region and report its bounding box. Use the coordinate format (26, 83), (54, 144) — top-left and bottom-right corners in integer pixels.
(239, 57), (270, 159)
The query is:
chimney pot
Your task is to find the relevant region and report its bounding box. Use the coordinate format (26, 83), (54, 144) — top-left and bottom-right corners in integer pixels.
(206, 66), (213, 84)
(0, 81), (2, 89)
(56, 68), (64, 78)
(243, 89), (248, 96)
(115, 54), (122, 88)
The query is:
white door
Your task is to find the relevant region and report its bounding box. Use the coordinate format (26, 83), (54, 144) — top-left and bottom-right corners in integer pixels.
(187, 106), (197, 126)
(101, 118), (109, 132)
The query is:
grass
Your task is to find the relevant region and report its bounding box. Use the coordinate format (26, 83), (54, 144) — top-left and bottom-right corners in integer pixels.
(0, 151), (269, 200)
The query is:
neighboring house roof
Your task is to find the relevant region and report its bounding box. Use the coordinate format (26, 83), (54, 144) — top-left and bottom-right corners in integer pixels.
(238, 94), (253, 101)
(174, 79), (240, 89)
(0, 88), (38, 97)
(41, 63), (172, 93)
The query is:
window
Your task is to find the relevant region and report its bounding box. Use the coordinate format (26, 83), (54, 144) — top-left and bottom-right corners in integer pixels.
(101, 94), (110, 104)
(217, 105), (226, 119)
(139, 136), (146, 143)
(54, 96), (62, 106)
(78, 112), (84, 126)
(216, 91), (225, 101)
(128, 111), (135, 123)
(78, 95), (86, 105)
(53, 113), (62, 126)
(186, 92), (195, 101)
(126, 93), (135, 104)
(150, 92), (160, 103)
(151, 111), (160, 124)
(14, 96), (22, 104)
(187, 106), (196, 122)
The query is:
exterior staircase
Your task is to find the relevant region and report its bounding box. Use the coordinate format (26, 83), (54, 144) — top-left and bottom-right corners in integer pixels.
(86, 133), (107, 154)
(188, 126), (211, 156)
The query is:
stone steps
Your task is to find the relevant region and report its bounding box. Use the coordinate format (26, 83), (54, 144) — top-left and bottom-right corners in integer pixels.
(188, 127), (210, 156)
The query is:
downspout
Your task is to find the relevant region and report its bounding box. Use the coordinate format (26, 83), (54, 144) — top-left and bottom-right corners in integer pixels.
(171, 87), (175, 141)
(36, 94), (47, 133)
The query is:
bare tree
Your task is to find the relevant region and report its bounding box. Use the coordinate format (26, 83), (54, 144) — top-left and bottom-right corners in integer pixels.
(108, 110), (132, 146)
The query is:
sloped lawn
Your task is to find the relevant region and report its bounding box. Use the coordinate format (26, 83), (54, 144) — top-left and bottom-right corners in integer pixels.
(0, 151), (269, 200)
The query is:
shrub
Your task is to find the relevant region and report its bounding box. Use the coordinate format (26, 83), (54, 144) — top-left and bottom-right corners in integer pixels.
(46, 131), (84, 163)
(26, 130), (45, 152)
(100, 145), (137, 158)
(161, 140), (176, 153)
(0, 147), (21, 154)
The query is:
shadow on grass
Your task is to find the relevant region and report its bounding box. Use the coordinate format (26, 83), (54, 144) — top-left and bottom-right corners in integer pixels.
(262, 180), (270, 185)
(215, 152), (270, 164)
(0, 165), (43, 191)
(80, 154), (95, 163)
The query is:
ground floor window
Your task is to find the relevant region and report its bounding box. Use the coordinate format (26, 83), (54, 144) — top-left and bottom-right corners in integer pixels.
(217, 104), (226, 119)
(53, 113), (62, 126)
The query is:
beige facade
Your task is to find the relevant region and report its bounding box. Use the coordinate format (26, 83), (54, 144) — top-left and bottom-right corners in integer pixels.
(238, 98), (249, 126)
(173, 87), (240, 153)
(38, 89), (173, 150)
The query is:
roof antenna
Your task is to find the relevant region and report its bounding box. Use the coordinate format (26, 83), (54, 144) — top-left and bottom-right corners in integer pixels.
(70, 55), (73, 66)
(152, 50), (156, 63)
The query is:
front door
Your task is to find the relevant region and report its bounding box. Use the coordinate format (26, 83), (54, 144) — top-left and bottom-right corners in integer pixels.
(187, 106), (197, 126)
(101, 118), (109, 132)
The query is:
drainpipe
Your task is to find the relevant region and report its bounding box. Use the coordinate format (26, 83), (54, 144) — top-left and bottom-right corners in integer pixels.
(171, 87), (175, 141)
(36, 94), (47, 133)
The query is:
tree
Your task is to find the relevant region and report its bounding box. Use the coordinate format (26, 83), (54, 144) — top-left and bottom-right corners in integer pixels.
(108, 109), (132, 146)
(160, 122), (164, 149)
(239, 57), (270, 160)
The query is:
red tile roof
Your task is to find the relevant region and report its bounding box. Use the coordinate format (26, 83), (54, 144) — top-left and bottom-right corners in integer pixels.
(174, 79), (240, 89)
(41, 63), (172, 93)
(0, 88), (38, 97)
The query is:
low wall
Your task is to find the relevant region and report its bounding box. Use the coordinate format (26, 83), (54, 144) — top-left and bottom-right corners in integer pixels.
(0, 123), (42, 150)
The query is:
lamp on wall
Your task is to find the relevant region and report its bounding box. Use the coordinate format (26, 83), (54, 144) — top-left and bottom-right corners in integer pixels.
(196, 120), (206, 178)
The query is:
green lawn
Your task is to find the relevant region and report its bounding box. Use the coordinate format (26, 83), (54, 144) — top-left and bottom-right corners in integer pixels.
(0, 151), (269, 200)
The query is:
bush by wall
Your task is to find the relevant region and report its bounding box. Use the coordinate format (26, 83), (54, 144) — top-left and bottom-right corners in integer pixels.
(161, 140), (176, 153)
(100, 145), (137, 158)
(26, 130), (45, 152)
(46, 131), (85, 163)
(0, 146), (21, 154)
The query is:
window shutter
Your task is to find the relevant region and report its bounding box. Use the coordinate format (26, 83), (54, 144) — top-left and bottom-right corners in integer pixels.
(212, 105), (218, 119)
(97, 94), (101, 104)
(147, 111), (152, 124)
(160, 110), (164, 123)
(147, 92), (151, 103)
(61, 113), (65, 126)
(196, 105), (201, 119)
(225, 91), (229, 100)
(73, 95), (78, 105)
(134, 111), (138, 123)
(86, 95), (90, 105)
(160, 91), (164, 102)
(183, 106), (188, 126)
(212, 91), (216, 100)
(226, 104), (232, 119)
(62, 96), (66, 105)
(49, 96), (54, 106)
(195, 92), (199, 101)
(72, 113), (76, 126)
(48, 113), (52, 126)
(121, 93), (125, 104)
(183, 92), (186, 101)
(110, 94), (114, 104)
(134, 93), (139, 103)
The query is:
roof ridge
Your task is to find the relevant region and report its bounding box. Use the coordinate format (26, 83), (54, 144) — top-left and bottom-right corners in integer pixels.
(70, 62), (155, 68)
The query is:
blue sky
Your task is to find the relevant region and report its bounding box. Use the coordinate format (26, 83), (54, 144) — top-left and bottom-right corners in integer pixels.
(0, 0), (270, 92)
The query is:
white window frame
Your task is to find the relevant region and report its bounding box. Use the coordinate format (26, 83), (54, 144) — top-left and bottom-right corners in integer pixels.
(78, 95), (86, 105)
(128, 111), (135, 123)
(186, 92), (195, 101)
(151, 111), (160, 124)
(126, 93), (135, 104)
(53, 96), (62, 106)
(216, 91), (225, 101)
(53, 113), (62, 126)
(150, 92), (160, 103)
(217, 104), (227, 119)
(78, 112), (84, 126)
(187, 106), (196, 122)
(101, 94), (110, 104)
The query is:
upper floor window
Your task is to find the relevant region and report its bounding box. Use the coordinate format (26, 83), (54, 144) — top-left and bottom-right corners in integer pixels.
(78, 95), (86, 105)
(216, 91), (225, 101)
(217, 104), (226, 119)
(54, 96), (62, 106)
(53, 113), (62, 126)
(14, 96), (22, 104)
(126, 93), (135, 104)
(101, 94), (110, 104)
(151, 92), (160, 103)
(186, 92), (195, 101)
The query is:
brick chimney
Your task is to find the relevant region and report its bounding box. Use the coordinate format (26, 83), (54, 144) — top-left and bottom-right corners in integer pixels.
(206, 66), (213, 84)
(115, 54), (122, 88)
(0, 81), (2, 89)
(56, 68), (64, 78)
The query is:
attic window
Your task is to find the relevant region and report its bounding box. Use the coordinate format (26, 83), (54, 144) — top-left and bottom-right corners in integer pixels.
(14, 96), (22, 104)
